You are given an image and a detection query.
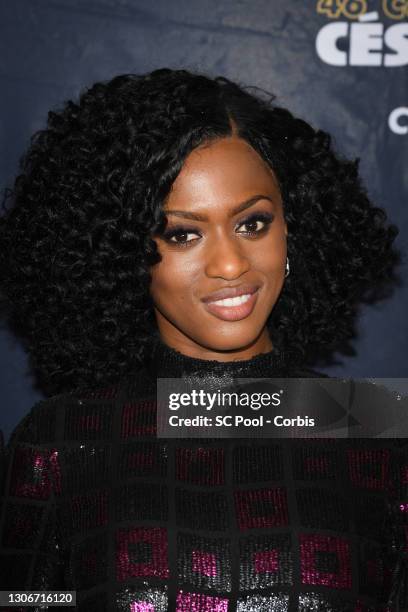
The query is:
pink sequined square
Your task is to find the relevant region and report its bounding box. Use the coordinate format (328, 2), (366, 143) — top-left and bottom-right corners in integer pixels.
(116, 527), (168, 581)
(130, 603), (155, 612)
(253, 549), (279, 573)
(191, 550), (218, 576)
(234, 487), (288, 531)
(300, 533), (352, 589)
(176, 591), (228, 611)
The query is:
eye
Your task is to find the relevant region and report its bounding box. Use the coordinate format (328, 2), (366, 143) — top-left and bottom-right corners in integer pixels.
(162, 228), (202, 246)
(160, 212), (274, 247)
(236, 213), (274, 236)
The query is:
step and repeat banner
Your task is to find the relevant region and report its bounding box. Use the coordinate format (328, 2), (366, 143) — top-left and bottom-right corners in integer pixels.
(0, 0), (407, 440)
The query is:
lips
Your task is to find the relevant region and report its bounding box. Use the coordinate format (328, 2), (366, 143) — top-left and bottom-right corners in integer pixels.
(201, 284), (260, 303)
(201, 285), (260, 322)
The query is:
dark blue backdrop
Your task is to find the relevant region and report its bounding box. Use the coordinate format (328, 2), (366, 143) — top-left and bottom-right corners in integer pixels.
(1, 0), (407, 441)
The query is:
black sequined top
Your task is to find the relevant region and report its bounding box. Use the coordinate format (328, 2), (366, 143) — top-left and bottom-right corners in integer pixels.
(0, 336), (407, 611)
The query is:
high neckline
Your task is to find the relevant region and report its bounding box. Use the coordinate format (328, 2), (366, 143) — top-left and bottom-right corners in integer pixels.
(144, 332), (303, 379)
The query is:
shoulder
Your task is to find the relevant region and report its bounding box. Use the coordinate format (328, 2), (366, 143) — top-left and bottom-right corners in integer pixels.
(7, 395), (64, 448)
(7, 380), (125, 449)
(7, 366), (154, 450)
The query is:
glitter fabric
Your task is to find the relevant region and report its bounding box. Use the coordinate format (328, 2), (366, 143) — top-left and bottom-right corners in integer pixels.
(116, 587), (168, 612)
(116, 527), (169, 581)
(300, 533), (352, 589)
(176, 446), (224, 485)
(10, 447), (53, 499)
(131, 603), (155, 612)
(236, 593), (289, 611)
(297, 592), (369, 611)
(233, 444), (283, 483)
(71, 533), (108, 589)
(177, 532), (232, 591)
(0, 334), (407, 610)
(234, 487), (289, 530)
(176, 591), (228, 611)
(191, 550), (217, 576)
(292, 443), (338, 480)
(347, 449), (390, 490)
(296, 487), (349, 531)
(239, 533), (293, 590)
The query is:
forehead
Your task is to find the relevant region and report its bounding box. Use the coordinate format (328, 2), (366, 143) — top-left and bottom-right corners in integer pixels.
(165, 136), (281, 210)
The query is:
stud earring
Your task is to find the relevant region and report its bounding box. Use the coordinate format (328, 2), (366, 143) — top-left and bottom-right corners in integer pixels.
(285, 257), (290, 278)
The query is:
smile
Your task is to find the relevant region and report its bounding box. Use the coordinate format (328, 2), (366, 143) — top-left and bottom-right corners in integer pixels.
(210, 294), (252, 307)
(203, 289), (259, 321)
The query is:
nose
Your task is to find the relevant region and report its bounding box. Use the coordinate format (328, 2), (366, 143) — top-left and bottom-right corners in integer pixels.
(204, 234), (250, 279)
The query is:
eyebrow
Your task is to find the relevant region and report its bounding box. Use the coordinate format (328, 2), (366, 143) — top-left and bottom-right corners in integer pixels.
(164, 195), (274, 222)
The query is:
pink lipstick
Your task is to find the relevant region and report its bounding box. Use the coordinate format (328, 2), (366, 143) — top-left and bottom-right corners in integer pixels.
(201, 285), (260, 322)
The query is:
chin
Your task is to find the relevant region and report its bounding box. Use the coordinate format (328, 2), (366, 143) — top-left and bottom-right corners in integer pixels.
(197, 330), (263, 353)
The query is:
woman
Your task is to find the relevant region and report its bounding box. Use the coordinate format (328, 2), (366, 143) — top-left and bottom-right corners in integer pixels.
(0, 68), (406, 611)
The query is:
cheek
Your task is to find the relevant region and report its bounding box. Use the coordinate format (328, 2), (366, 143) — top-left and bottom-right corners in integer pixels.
(255, 236), (286, 271)
(150, 252), (198, 306)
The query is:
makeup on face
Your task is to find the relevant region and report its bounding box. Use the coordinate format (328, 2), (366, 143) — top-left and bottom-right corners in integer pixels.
(201, 285), (260, 322)
(161, 196), (275, 249)
(149, 136), (288, 361)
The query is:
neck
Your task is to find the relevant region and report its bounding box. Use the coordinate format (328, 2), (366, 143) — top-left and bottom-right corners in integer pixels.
(143, 331), (302, 379)
(153, 328), (274, 363)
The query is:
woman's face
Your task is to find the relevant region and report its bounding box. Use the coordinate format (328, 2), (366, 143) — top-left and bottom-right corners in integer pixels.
(149, 136), (287, 361)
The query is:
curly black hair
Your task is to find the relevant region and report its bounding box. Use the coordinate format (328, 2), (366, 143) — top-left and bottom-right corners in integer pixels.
(0, 68), (400, 396)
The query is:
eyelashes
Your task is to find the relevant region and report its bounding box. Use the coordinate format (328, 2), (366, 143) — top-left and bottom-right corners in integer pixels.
(160, 212), (274, 247)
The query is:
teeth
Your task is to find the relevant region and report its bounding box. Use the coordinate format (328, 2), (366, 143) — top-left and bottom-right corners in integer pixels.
(210, 293), (252, 307)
